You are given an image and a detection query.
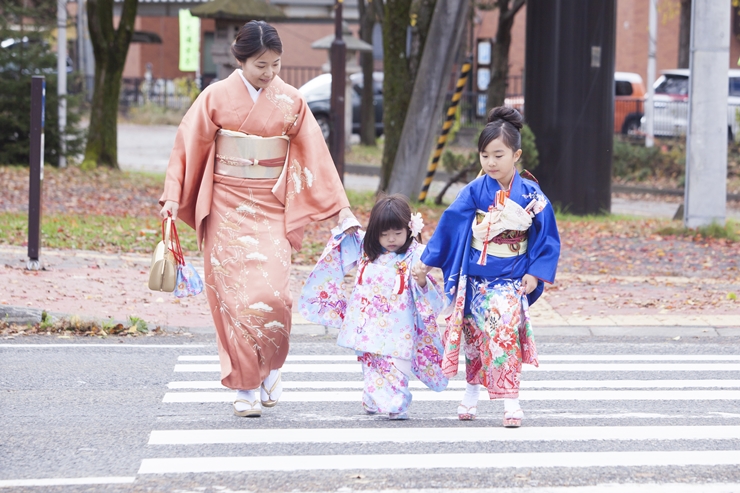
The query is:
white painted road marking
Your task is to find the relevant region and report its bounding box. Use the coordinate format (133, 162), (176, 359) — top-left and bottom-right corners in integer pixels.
(177, 354), (740, 362)
(162, 389), (740, 403)
(0, 477), (136, 488)
(173, 362), (740, 373)
(138, 450), (740, 474)
(147, 425), (740, 445)
(166, 379), (740, 390)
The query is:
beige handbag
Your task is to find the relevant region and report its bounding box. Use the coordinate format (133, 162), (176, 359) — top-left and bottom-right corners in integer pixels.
(148, 217), (179, 292)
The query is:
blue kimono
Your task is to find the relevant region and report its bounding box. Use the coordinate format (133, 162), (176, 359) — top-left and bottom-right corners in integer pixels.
(421, 172), (560, 398)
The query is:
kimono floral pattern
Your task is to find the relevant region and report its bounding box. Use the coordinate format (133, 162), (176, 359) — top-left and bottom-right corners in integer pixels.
(299, 231), (448, 414)
(359, 353), (412, 414)
(206, 190), (292, 362)
(462, 277), (539, 398)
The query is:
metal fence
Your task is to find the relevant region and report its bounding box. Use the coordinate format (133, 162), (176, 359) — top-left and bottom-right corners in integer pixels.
(120, 78), (194, 111)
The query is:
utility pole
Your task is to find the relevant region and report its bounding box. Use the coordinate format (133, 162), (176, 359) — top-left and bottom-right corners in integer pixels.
(330, 0), (346, 182)
(684, 0), (729, 228)
(57, 0), (67, 168)
(645, 0), (657, 148)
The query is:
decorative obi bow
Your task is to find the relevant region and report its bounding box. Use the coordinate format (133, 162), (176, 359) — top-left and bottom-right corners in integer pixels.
(472, 190), (537, 266)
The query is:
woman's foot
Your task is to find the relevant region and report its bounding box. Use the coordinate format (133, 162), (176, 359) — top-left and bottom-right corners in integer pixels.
(457, 404), (477, 421)
(503, 409), (523, 428)
(234, 389), (261, 417)
(260, 369), (282, 407)
(458, 383), (481, 420)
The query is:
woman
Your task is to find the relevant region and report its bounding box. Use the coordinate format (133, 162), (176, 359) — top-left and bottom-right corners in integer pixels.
(159, 21), (356, 417)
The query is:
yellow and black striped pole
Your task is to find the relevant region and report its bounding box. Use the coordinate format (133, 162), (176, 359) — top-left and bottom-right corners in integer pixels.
(418, 55), (473, 202)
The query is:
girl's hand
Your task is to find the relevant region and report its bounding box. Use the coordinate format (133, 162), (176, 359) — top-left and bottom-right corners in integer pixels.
(337, 207), (359, 234)
(412, 261), (432, 283)
(160, 201), (179, 221)
(521, 274), (538, 295)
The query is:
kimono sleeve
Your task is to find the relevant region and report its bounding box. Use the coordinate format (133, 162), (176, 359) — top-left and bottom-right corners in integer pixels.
(409, 249), (449, 392)
(298, 231), (364, 328)
(525, 197), (561, 305)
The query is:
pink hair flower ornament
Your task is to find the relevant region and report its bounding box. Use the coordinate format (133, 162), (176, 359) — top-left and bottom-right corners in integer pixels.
(408, 212), (424, 237)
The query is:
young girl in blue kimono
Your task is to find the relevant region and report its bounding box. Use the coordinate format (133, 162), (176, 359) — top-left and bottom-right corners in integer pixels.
(299, 194), (448, 420)
(413, 107), (560, 427)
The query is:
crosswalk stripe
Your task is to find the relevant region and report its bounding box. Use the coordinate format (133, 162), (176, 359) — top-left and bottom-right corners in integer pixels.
(147, 425), (740, 445)
(162, 389), (740, 403)
(173, 362), (740, 373)
(166, 379), (740, 390)
(137, 450), (740, 474)
(177, 354), (740, 362)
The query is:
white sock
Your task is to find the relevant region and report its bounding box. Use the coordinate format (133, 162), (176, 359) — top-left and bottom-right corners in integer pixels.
(461, 383), (480, 408)
(234, 389), (259, 412)
(504, 397), (520, 412)
(263, 369), (280, 390)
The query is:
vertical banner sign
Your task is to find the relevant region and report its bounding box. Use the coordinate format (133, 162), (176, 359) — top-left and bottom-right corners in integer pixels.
(179, 9), (200, 72)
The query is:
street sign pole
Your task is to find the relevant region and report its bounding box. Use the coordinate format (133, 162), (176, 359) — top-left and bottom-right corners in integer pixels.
(330, 0), (346, 182)
(28, 76), (46, 271)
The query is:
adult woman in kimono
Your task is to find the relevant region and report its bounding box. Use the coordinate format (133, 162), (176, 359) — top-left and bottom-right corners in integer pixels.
(159, 21), (356, 417)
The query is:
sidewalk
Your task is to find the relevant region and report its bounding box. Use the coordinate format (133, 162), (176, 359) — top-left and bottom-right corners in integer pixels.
(2, 244), (738, 337)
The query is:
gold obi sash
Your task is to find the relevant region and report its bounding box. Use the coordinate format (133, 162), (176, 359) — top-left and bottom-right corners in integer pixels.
(214, 129), (289, 179)
(471, 209), (528, 258)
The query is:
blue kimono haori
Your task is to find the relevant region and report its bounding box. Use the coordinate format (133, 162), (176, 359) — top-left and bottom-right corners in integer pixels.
(299, 229), (448, 416)
(421, 172), (560, 399)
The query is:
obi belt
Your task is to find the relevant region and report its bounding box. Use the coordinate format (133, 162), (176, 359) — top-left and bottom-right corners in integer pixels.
(214, 129), (289, 179)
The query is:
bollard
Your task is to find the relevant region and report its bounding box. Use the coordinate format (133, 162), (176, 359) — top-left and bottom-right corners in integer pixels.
(417, 55), (473, 202)
(27, 76), (45, 271)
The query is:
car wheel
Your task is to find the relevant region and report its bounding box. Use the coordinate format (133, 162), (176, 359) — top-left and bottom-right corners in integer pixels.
(315, 114), (331, 141)
(621, 113), (643, 136)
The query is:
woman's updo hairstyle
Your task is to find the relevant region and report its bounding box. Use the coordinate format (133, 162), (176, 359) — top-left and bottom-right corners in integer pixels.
(231, 20), (283, 63)
(478, 106), (524, 153)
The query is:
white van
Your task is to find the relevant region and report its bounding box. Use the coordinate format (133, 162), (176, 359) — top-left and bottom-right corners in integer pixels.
(642, 69), (740, 140)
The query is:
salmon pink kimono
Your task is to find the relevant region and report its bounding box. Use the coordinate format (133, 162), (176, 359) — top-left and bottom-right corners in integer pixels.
(160, 71), (349, 391)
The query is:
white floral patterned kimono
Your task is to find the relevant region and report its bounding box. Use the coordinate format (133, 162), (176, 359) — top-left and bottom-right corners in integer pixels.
(299, 231), (448, 415)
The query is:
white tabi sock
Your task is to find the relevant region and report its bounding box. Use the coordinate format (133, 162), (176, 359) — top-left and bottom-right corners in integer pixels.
(461, 383), (481, 408)
(504, 397), (521, 412)
(234, 389), (259, 412)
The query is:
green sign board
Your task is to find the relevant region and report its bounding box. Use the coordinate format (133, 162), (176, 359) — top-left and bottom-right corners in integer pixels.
(179, 9), (200, 72)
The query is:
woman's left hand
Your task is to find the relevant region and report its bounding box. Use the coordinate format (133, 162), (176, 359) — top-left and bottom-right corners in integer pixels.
(337, 207), (359, 234)
(521, 274), (538, 295)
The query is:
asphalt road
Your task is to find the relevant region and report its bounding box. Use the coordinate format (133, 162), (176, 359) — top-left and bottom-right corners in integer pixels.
(2, 334), (740, 492)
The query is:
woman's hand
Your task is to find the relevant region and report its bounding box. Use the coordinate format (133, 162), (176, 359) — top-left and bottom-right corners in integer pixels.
(160, 201), (179, 221)
(337, 207), (359, 234)
(412, 261), (432, 287)
(521, 274), (538, 295)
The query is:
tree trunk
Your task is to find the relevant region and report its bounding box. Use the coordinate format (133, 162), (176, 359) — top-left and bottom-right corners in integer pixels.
(358, 0), (377, 146)
(486, 0), (524, 110)
(379, 0), (414, 190)
(83, 0), (138, 168)
(678, 0), (691, 68)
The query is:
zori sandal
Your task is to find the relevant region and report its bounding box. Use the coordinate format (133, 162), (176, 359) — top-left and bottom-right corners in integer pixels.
(260, 369), (282, 408)
(503, 409), (523, 428)
(457, 404), (477, 421)
(233, 399), (262, 418)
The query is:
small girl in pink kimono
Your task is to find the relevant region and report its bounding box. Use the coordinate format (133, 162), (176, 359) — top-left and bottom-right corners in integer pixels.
(299, 194), (448, 420)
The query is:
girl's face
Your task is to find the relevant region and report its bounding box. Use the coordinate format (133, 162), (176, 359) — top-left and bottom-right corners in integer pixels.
(379, 228), (408, 253)
(240, 50), (281, 89)
(480, 137), (522, 189)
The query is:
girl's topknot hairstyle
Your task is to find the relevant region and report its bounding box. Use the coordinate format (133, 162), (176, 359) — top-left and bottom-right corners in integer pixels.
(478, 106), (524, 153)
(231, 20), (283, 63)
(364, 193), (415, 262)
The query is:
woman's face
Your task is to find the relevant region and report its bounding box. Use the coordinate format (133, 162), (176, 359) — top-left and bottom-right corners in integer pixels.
(240, 50), (281, 89)
(479, 137), (522, 189)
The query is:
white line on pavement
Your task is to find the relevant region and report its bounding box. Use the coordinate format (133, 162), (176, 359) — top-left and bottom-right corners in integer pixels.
(177, 354), (740, 362)
(137, 450), (740, 474)
(161, 389), (740, 403)
(173, 363), (740, 373)
(147, 425), (740, 445)
(0, 344), (206, 348)
(166, 379), (740, 390)
(0, 477), (136, 488)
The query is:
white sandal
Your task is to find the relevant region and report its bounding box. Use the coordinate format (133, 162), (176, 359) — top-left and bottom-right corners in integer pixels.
(503, 408), (523, 428)
(233, 399), (262, 417)
(457, 404), (477, 421)
(260, 369), (282, 408)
